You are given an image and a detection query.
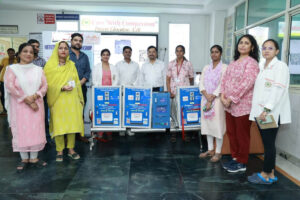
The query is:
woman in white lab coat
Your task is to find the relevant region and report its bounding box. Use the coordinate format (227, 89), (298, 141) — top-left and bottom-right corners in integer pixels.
(248, 39), (291, 185)
(92, 49), (119, 141)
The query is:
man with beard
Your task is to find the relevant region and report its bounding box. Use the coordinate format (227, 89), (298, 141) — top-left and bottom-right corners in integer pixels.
(69, 33), (91, 143)
(28, 39), (46, 68)
(139, 46), (165, 91)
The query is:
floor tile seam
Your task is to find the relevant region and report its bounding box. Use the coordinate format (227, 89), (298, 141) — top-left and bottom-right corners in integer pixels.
(174, 153), (187, 192)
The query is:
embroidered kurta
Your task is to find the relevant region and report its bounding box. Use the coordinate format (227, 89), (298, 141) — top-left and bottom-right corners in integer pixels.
(4, 65), (47, 152)
(166, 59), (194, 95)
(200, 64), (227, 139)
(220, 56), (259, 117)
(250, 57), (291, 125)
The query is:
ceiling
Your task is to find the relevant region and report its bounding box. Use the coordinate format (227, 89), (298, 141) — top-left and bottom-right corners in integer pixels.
(0, 0), (238, 14)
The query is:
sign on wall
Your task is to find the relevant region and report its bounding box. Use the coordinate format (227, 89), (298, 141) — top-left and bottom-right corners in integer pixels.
(80, 15), (159, 33)
(37, 13), (55, 24)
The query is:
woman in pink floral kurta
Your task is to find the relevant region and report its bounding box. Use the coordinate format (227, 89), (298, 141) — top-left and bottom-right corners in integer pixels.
(4, 43), (47, 171)
(220, 34), (259, 173)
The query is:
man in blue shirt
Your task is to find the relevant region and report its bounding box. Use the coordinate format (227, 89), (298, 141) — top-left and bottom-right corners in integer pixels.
(69, 33), (91, 143)
(69, 33), (91, 104)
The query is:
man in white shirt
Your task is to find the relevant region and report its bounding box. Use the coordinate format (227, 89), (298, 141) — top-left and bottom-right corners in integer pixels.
(116, 46), (140, 136)
(115, 46), (140, 86)
(140, 46), (166, 91)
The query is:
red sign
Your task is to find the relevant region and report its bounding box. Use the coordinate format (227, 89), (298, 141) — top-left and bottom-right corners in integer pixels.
(44, 14), (55, 24)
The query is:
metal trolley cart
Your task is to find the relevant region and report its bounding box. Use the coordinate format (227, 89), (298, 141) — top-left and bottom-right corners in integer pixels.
(90, 86), (125, 150)
(90, 86), (202, 150)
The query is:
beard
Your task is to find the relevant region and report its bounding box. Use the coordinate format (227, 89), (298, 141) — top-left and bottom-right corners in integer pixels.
(71, 44), (82, 50)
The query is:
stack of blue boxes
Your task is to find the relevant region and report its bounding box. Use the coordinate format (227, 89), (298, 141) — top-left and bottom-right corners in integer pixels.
(152, 92), (170, 128)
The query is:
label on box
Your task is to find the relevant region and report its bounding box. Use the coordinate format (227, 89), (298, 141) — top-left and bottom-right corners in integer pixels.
(101, 113), (113, 121)
(187, 112), (198, 122)
(131, 113), (142, 121)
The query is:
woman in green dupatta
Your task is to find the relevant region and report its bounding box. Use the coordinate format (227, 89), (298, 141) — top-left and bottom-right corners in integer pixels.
(44, 41), (84, 162)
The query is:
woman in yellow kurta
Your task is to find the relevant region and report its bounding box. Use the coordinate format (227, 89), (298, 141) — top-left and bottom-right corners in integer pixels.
(44, 41), (84, 162)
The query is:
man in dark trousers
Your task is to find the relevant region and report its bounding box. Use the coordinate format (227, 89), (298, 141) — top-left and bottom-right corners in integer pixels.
(69, 33), (91, 143)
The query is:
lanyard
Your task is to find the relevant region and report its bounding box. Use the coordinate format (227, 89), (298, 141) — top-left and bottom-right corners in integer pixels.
(176, 60), (184, 76)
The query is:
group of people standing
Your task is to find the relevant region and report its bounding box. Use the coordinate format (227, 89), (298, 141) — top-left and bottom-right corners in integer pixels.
(0, 32), (291, 186)
(199, 34), (291, 185)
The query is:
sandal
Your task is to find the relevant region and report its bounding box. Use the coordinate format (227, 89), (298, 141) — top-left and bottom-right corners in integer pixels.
(16, 161), (28, 172)
(247, 173), (273, 185)
(68, 152), (80, 160)
(56, 154), (63, 162)
(31, 159), (47, 168)
(199, 150), (214, 158)
(210, 153), (222, 162)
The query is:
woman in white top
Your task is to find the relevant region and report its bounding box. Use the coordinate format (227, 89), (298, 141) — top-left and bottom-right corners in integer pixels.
(92, 49), (119, 141)
(248, 39), (291, 185)
(199, 45), (227, 162)
(92, 49), (119, 87)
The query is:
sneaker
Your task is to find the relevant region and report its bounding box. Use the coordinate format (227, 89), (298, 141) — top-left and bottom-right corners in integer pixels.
(127, 129), (135, 136)
(226, 162), (246, 173)
(222, 159), (237, 170)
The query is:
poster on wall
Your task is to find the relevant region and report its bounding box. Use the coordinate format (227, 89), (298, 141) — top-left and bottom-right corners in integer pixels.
(92, 86), (121, 128)
(223, 15), (234, 64)
(177, 86), (201, 128)
(289, 40), (300, 74)
(41, 31), (99, 70)
(123, 86), (152, 128)
(0, 37), (28, 61)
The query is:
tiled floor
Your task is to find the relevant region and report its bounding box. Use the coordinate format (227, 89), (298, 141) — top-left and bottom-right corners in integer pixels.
(0, 116), (300, 200)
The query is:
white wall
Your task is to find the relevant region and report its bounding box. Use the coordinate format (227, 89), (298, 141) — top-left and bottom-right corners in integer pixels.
(0, 10), (211, 72)
(276, 91), (300, 160)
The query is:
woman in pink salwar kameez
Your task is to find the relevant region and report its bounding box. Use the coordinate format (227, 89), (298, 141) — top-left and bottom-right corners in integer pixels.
(4, 43), (48, 171)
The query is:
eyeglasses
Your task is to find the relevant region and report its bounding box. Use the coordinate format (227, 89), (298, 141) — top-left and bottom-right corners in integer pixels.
(262, 47), (275, 51)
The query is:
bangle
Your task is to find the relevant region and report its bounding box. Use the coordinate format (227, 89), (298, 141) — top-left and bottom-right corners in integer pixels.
(263, 107), (271, 113)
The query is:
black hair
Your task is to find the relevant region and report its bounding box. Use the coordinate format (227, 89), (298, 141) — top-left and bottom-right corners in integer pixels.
(17, 43), (34, 63)
(210, 45), (223, 54)
(58, 41), (70, 48)
(7, 48), (15, 52)
(123, 46), (132, 52)
(101, 49), (111, 56)
(234, 34), (259, 62)
(28, 39), (40, 45)
(263, 39), (279, 50)
(71, 33), (83, 41)
(175, 45), (187, 61)
(147, 45), (157, 52)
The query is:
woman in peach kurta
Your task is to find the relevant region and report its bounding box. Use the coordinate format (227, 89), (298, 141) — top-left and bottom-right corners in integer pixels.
(199, 45), (226, 162)
(4, 43), (47, 171)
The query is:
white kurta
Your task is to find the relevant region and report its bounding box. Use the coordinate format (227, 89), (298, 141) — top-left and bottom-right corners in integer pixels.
(199, 64), (227, 139)
(249, 57), (291, 125)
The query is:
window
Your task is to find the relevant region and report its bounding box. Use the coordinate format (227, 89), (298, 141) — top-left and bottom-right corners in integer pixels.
(291, 0), (300, 7)
(248, 16), (285, 61)
(289, 14), (300, 85)
(168, 24), (190, 62)
(248, 0), (286, 25)
(235, 2), (246, 30)
(56, 21), (78, 31)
